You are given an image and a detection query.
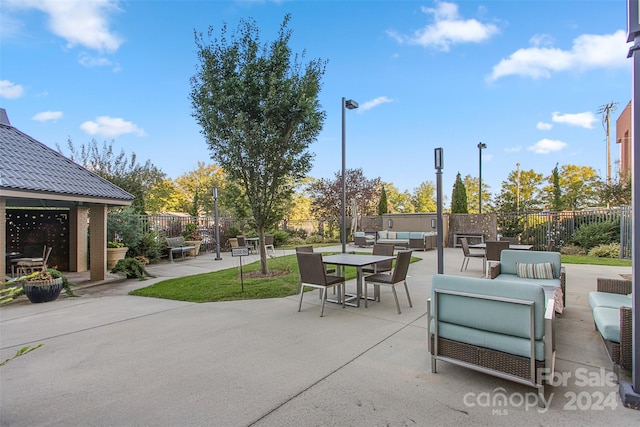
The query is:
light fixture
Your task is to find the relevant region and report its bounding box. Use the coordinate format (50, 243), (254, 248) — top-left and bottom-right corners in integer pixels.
(341, 97), (358, 253)
(477, 142), (487, 214)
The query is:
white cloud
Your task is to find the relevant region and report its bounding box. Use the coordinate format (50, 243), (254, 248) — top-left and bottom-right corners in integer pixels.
(32, 111), (63, 122)
(537, 122), (552, 130)
(80, 116), (146, 137)
(0, 80), (24, 99)
(358, 96), (395, 112)
(527, 138), (567, 154)
(489, 30), (628, 81)
(551, 111), (597, 129)
(387, 1), (499, 51)
(6, 0), (123, 53)
(505, 146), (522, 153)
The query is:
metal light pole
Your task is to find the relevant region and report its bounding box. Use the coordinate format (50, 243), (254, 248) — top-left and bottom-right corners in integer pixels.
(516, 162), (521, 212)
(620, 0), (640, 407)
(213, 187), (221, 260)
(435, 148), (444, 274)
(477, 142), (487, 214)
(341, 97), (358, 254)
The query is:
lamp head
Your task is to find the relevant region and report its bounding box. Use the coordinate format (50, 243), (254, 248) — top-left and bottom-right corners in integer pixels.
(345, 99), (358, 110)
(478, 142), (487, 150)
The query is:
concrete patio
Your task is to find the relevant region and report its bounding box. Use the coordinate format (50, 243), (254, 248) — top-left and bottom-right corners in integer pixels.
(1, 245), (639, 426)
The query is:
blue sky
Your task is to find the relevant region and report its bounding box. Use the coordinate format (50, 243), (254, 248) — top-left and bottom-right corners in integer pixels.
(0, 0), (632, 203)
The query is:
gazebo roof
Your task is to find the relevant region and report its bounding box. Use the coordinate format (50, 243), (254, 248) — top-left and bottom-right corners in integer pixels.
(0, 108), (133, 207)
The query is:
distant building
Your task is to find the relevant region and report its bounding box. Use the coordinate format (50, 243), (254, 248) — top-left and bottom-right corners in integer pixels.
(616, 100), (632, 179)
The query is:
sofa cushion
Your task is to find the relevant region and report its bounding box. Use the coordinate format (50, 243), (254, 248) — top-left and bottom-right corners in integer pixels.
(592, 306), (621, 343)
(516, 262), (555, 279)
(500, 250), (561, 279)
(378, 230), (388, 239)
(589, 292), (632, 310)
(396, 231), (410, 239)
(409, 232), (424, 239)
(388, 231), (396, 239)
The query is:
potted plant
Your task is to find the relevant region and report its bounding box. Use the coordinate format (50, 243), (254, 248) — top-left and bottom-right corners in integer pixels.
(107, 241), (129, 269)
(110, 257), (155, 280)
(182, 223), (203, 257)
(2, 266), (75, 305)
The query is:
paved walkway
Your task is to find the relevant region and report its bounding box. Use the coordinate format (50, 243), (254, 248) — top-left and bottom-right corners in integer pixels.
(1, 246), (639, 426)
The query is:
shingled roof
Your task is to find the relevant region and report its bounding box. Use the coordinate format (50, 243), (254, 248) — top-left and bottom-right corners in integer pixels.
(0, 108), (133, 206)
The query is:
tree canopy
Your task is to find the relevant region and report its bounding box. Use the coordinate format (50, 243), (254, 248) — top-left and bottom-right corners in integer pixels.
(190, 14), (326, 273)
(450, 172), (468, 214)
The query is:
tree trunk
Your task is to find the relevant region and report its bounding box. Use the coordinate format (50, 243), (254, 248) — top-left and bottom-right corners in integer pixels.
(258, 226), (269, 275)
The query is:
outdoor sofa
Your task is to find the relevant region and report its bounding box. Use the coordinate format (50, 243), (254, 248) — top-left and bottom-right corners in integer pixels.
(489, 249), (566, 312)
(588, 278), (633, 378)
(354, 231), (375, 247)
(428, 274), (556, 407)
(376, 230), (436, 251)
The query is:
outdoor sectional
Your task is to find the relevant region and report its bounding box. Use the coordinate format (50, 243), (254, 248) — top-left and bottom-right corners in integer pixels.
(589, 278), (633, 378)
(427, 274), (556, 407)
(376, 230), (436, 251)
(489, 249), (566, 312)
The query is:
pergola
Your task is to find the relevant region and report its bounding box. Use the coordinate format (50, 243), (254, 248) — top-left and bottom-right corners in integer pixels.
(0, 108), (134, 281)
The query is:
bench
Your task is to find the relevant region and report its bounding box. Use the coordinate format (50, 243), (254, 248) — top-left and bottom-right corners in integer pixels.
(589, 278), (633, 378)
(428, 274), (556, 407)
(453, 232), (484, 247)
(165, 237), (196, 262)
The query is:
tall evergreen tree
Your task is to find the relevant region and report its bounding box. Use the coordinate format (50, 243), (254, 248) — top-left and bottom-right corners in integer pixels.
(378, 185), (388, 215)
(550, 163), (563, 211)
(451, 172), (468, 213)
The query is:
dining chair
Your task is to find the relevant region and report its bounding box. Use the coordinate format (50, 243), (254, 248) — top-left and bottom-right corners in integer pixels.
(236, 236), (254, 254)
(264, 234), (275, 256)
(296, 252), (345, 317)
(17, 246), (52, 276)
(362, 243), (394, 275)
(485, 240), (510, 277)
(295, 246), (335, 274)
(363, 250), (413, 314)
(460, 237), (485, 272)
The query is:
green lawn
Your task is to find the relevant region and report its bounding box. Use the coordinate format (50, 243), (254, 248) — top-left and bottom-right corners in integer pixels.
(561, 255), (631, 267)
(130, 253), (420, 303)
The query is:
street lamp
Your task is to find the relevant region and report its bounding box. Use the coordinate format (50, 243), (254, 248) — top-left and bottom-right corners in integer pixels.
(477, 142), (487, 214)
(434, 147), (444, 274)
(341, 97), (358, 254)
(213, 187), (222, 260)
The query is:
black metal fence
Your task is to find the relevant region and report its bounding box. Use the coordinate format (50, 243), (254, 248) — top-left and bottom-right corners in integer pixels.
(496, 207), (630, 257)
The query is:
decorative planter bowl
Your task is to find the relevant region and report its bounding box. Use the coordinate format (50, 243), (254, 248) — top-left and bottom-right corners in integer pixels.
(23, 277), (63, 303)
(107, 247), (129, 269)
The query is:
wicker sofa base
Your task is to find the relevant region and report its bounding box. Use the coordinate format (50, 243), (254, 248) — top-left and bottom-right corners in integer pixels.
(430, 335), (545, 383)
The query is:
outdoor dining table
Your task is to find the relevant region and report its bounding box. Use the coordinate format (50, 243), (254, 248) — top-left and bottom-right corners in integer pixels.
(322, 253), (396, 307)
(245, 237), (259, 252)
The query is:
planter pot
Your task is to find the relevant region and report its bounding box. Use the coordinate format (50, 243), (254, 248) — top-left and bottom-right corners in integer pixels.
(23, 277), (63, 303)
(184, 240), (202, 257)
(107, 247), (129, 269)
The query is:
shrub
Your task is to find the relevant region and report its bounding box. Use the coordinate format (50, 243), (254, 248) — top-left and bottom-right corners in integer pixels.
(560, 244), (586, 256)
(271, 230), (289, 247)
(588, 243), (620, 258)
(108, 207), (144, 248)
(571, 220), (620, 251)
(305, 234), (325, 244)
(130, 230), (164, 263)
(287, 236), (306, 247)
(287, 228), (308, 240)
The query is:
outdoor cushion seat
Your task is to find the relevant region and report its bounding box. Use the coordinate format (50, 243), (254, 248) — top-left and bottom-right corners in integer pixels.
(592, 306), (621, 343)
(588, 292), (632, 310)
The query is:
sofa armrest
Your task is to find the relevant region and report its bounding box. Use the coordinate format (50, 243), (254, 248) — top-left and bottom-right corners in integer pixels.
(621, 306), (633, 370)
(597, 278), (632, 295)
(409, 238), (425, 250)
(560, 266), (566, 308)
(489, 262), (501, 279)
(426, 297), (432, 353)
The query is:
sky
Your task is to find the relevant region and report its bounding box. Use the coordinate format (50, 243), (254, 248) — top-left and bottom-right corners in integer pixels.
(0, 0), (633, 205)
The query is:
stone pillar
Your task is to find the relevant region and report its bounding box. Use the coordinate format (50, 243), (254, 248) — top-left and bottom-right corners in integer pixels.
(89, 204), (107, 281)
(69, 205), (89, 272)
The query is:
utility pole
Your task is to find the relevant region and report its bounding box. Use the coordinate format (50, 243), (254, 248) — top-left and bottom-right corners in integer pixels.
(598, 101), (618, 185)
(516, 162), (521, 212)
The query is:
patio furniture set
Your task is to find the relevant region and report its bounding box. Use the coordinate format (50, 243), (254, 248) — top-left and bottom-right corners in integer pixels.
(354, 230), (436, 251)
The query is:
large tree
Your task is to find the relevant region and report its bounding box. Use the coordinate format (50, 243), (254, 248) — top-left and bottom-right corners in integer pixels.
(494, 168), (545, 212)
(63, 139), (165, 213)
(190, 15), (326, 273)
(412, 181), (436, 213)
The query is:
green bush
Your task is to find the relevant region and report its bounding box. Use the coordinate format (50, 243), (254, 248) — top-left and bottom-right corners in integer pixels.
(560, 244), (586, 256)
(305, 234), (325, 244)
(588, 243), (620, 258)
(271, 230), (289, 247)
(287, 228), (308, 240)
(108, 207), (144, 248)
(571, 220), (620, 251)
(287, 236), (306, 247)
(130, 231), (164, 263)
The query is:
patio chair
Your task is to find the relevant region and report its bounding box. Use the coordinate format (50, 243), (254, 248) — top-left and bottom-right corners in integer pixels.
(296, 252), (345, 317)
(264, 234), (275, 256)
(460, 237), (485, 272)
(362, 243), (394, 275)
(295, 246), (335, 274)
(236, 236), (254, 254)
(17, 246), (52, 276)
(363, 250), (413, 314)
(485, 240), (509, 277)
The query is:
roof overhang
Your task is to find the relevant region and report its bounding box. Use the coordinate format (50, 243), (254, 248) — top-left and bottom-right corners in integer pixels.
(1, 189), (133, 208)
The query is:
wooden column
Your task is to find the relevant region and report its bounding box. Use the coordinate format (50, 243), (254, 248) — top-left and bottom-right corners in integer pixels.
(89, 204), (107, 281)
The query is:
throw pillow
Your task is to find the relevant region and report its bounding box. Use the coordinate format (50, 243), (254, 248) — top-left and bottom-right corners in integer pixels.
(515, 262), (555, 279)
(388, 231), (396, 239)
